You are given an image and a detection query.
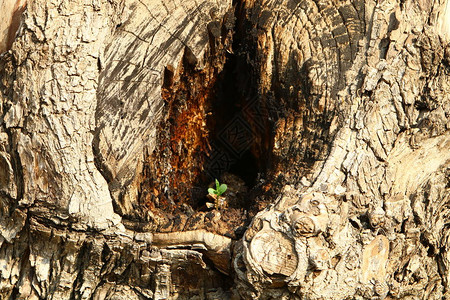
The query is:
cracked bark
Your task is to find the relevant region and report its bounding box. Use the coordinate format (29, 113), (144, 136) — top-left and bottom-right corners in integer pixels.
(0, 0), (449, 299)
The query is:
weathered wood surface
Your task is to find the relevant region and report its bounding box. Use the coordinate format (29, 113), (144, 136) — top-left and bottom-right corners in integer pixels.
(234, 0), (450, 298)
(0, 0), (27, 53)
(94, 0), (233, 217)
(0, 0), (449, 299)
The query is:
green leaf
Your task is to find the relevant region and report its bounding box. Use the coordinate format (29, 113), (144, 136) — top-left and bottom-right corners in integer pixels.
(215, 179), (220, 190)
(208, 188), (217, 195)
(217, 184), (227, 196)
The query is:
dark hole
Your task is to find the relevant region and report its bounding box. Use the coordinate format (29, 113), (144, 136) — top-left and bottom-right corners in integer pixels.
(141, 0), (277, 216)
(388, 13), (399, 32)
(10, 287), (19, 300)
(349, 218), (360, 229)
(191, 17), (273, 210)
(420, 233), (436, 257)
(357, 213), (371, 229)
(379, 37), (390, 59)
(229, 150), (258, 187)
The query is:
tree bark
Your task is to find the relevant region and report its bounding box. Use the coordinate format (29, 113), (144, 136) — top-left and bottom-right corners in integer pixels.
(0, 0), (449, 299)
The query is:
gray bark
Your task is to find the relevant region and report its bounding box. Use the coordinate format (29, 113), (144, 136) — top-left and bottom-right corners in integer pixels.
(0, 0), (449, 299)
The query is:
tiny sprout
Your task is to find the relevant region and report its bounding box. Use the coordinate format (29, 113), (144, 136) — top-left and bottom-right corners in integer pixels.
(208, 179), (227, 197)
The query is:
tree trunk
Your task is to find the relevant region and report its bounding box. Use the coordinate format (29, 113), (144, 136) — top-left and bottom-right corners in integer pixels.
(0, 0), (449, 299)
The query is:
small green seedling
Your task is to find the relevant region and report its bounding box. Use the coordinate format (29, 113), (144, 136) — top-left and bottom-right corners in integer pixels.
(208, 179), (227, 197)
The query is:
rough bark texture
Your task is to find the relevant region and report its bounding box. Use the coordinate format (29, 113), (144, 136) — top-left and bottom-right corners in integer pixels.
(0, 0), (449, 299)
